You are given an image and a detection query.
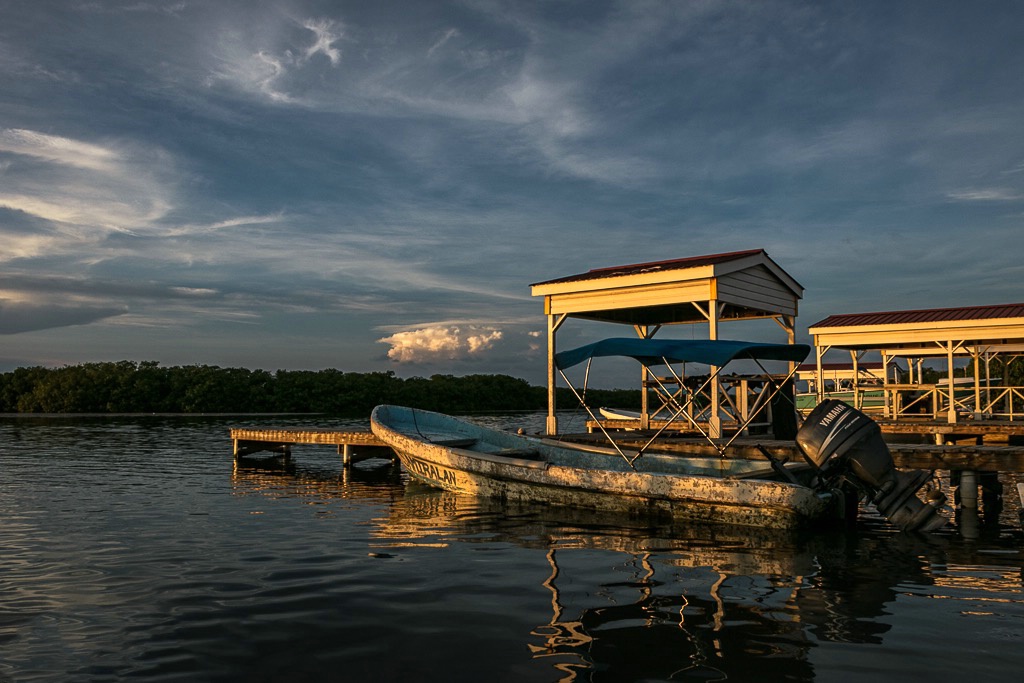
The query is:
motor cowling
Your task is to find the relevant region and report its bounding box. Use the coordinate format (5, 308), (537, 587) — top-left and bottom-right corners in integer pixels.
(796, 399), (948, 532)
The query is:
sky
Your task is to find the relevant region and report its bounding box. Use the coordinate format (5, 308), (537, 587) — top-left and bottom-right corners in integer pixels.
(2, 0), (1023, 386)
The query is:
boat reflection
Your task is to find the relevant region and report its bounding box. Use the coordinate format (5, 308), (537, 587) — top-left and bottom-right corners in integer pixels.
(372, 488), (1022, 682)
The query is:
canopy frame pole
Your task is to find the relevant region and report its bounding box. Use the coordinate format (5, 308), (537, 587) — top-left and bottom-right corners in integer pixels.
(636, 369), (719, 454)
(713, 361), (803, 455)
(556, 362), (639, 470)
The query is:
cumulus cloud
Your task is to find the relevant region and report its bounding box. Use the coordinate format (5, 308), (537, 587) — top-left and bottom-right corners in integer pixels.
(378, 325), (504, 363)
(466, 329), (502, 353)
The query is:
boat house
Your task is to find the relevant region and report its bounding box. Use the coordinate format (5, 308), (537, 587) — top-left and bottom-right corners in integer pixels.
(808, 303), (1024, 423)
(530, 249), (804, 435)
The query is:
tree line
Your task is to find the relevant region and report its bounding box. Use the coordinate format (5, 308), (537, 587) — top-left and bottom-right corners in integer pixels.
(0, 361), (641, 415)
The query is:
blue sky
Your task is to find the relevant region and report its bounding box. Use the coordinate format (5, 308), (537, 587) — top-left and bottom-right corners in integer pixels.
(2, 0), (1023, 385)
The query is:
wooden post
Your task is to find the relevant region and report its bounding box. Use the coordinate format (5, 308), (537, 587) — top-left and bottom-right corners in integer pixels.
(815, 345), (825, 404)
(635, 324), (658, 431)
(947, 341), (957, 424)
(973, 348), (982, 420)
(959, 469), (979, 509)
(546, 310), (567, 436)
(850, 350), (860, 410)
(708, 299), (722, 439)
(882, 351), (891, 418)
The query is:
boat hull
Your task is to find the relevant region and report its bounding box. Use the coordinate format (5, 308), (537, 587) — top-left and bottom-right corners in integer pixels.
(371, 405), (839, 530)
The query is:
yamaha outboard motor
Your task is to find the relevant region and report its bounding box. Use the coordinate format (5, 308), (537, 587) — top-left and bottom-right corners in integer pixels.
(796, 399), (948, 532)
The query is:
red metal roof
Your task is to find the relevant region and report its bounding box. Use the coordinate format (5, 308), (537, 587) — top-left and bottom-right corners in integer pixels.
(531, 249), (768, 287)
(810, 302), (1024, 329)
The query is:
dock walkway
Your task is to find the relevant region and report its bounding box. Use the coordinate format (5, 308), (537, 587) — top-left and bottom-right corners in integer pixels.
(231, 427), (390, 465)
(230, 426), (1024, 473)
(589, 417), (1024, 445)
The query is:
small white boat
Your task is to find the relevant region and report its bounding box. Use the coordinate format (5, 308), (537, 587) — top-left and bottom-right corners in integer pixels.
(371, 338), (949, 532)
(598, 407), (642, 421)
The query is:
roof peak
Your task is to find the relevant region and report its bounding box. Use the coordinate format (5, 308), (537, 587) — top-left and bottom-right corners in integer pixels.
(584, 249), (765, 275)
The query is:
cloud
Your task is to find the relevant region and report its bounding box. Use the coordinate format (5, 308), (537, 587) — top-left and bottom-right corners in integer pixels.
(466, 329), (503, 353)
(0, 128), (120, 172)
(208, 16), (343, 104)
(302, 18), (343, 65)
(0, 128), (174, 249)
(378, 325), (504, 363)
(0, 299), (127, 335)
(427, 28), (460, 57)
(946, 188), (1022, 202)
(77, 2), (189, 15)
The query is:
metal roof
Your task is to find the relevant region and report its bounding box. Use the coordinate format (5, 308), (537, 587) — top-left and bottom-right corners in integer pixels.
(530, 248), (774, 287)
(810, 302), (1024, 329)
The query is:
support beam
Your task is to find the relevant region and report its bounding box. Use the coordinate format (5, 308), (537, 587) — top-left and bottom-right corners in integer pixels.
(946, 340), (957, 424)
(973, 348), (982, 420)
(814, 344), (828, 403)
(634, 324), (659, 431)
(708, 299), (722, 439)
(546, 311), (568, 435)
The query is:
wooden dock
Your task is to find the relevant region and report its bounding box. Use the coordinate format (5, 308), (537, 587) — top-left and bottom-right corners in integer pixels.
(230, 426), (1024, 473)
(873, 419), (1024, 444)
(568, 434), (1024, 473)
(589, 417), (1024, 445)
(231, 427), (392, 465)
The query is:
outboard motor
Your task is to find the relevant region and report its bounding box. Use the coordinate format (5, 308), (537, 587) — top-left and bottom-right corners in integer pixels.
(796, 399), (948, 532)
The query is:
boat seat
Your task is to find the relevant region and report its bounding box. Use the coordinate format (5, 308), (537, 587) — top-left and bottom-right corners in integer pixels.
(729, 462), (814, 482)
(431, 438), (478, 448)
(497, 448), (543, 460)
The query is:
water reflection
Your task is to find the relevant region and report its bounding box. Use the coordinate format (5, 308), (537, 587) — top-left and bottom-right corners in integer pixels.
(372, 488), (1022, 682)
(231, 453), (406, 508)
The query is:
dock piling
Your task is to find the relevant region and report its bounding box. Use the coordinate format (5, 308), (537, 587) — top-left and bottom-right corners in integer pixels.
(958, 470), (979, 509)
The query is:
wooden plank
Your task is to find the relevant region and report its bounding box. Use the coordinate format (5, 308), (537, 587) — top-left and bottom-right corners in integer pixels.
(230, 427), (385, 447)
(230, 426), (393, 463)
(547, 280), (713, 315)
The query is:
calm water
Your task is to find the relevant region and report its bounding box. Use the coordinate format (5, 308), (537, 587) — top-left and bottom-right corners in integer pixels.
(1, 414), (1022, 683)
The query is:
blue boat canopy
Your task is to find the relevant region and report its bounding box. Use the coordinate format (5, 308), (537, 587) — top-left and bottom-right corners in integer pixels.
(554, 338), (810, 370)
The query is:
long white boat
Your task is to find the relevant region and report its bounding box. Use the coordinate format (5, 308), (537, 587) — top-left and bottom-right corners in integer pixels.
(371, 339), (949, 532)
(371, 404), (835, 529)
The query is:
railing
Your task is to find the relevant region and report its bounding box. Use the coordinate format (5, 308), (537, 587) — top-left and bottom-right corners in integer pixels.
(644, 375), (776, 432)
(798, 383), (1024, 421)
